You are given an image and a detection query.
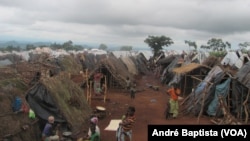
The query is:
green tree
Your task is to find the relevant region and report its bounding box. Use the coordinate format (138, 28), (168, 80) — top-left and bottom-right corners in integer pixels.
(144, 35), (173, 57)
(120, 46), (132, 51)
(5, 45), (21, 52)
(26, 44), (36, 50)
(239, 42), (250, 48)
(73, 45), (84, 51)
(50, 42), (62, 50)
(201, 38), (231, 51)
(62, 40), (73, 51)
(99, 43), (108, 50)
(184, 40), (197, 50)
(239, 42), (250, 50)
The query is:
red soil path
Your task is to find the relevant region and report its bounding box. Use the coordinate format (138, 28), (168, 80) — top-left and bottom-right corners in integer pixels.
(87, 73), (212, 141)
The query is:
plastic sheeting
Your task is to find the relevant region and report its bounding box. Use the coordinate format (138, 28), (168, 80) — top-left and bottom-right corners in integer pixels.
(207, 78), (231, 116)
(25, 83), (66, 123)
(235, 61), (250, 89)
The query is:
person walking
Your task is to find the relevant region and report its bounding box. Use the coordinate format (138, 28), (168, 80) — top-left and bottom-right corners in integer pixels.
(116, 106), (136, 141)
(125, 76), (131, 92)
(166, 83), (181, 119)
(130, 82), (136, 100)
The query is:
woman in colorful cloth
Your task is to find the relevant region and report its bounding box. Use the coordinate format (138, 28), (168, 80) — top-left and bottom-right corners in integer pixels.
(93, 70), (103, 95)
(166, 83), (181, 119)
(85, 116), (100, 140)
(89, 124), (100, 141)
(116, 106), (136, 141)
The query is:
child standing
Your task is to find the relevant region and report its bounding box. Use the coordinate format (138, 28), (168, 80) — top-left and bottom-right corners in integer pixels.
(130, 82), (136, 100)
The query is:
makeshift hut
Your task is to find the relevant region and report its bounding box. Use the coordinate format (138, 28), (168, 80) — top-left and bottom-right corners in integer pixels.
(221, 50), (250, 69)
(120, 56), (138, 75)
(233, 61), (250, 123)
(171, 63), (211, 96)
(0, 67), (41, 141)
(71, 52), (135, 91)
(133, 53), (150, 75)
(181, 65), (228, 117)
(97, 55), (135, 89)
(158, 55), (182, 85)
(25, 73), (92, 139)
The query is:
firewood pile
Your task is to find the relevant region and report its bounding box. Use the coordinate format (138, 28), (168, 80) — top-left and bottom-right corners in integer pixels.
(210, 96), (241, 125)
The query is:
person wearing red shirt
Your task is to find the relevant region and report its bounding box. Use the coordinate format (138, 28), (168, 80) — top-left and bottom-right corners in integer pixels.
(166, 83), (181, 119)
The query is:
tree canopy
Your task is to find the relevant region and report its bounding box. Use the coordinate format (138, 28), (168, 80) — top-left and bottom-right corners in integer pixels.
(201, 38), (231, 51)
(184, 40), (197, 50)
(99, 43), (108, 50)
(144, 35), (173, 57)
(120, 46), (133, 51)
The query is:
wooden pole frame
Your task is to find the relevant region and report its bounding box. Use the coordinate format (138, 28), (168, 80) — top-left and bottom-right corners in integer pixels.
(104, 75), (107, 103)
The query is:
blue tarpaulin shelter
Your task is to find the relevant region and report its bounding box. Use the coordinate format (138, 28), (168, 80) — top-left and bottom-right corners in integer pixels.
(207, 78), (231, 116)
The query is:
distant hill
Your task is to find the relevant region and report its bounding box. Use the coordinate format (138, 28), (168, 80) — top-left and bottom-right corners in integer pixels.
(0, 40), (52, 48)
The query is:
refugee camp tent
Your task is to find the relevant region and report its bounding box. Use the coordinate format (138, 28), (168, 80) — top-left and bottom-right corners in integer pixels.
(110, 51), (133, 58)
(0, 66), (41, 141)
(98, 55), (135, 88)
(120, 56), (138, 75)
(137, 50), (153, 60)
(119, 53), (150, 76)
(158, 55), (182, 85)
(221, 50), (249, 69)
(26, 74), (91, 137)
(233, 61), (250, 122)
(181, 65), (227, 116)
(133, 53), (150, 75)
(206, 78), (231, 116)
(171, 63), (211, 96)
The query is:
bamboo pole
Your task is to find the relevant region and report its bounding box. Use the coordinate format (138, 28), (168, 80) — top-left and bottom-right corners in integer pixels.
(197, 85), (208, 124)
(104, 75), (107, 103)
(183, 74), (186, 97)
(89, 80), (92, 105)
(243, 89), (250, 123)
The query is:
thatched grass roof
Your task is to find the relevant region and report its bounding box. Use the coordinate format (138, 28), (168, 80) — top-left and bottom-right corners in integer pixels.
(101, 55), (134, 86)
(172, 63), (210, 74)
(0, 67), (40, 141)
(40, 73), (91, 134)
(120, 56), (138, 75)
(58, 55), (82, 74)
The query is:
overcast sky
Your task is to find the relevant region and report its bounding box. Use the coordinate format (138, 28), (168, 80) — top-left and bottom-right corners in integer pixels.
(1, 0), (250, 50)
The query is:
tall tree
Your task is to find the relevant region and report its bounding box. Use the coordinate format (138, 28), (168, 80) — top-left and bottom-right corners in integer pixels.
(201, 38), (231, 51)
(120, 46), (132, 51)
(62, 40), (73, 50)
(239, 42), (250, 49)
(144, 35), (173, 57)
(99, 43), (108, 50)
(184, 40), (197, 50)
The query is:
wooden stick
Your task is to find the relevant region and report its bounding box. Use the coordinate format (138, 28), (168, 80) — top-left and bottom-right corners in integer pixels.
(243, 89), (250, 123)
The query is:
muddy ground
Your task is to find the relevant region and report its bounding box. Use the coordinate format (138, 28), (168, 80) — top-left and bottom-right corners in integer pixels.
(84, 73), (212, 141)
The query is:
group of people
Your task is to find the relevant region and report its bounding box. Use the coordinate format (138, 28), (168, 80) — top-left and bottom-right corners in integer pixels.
(41, 115), (101, 141)
(41, 106), (136, 141)
(40, 81), (179, 141)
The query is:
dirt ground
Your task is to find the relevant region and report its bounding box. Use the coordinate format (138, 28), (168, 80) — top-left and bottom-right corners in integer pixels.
(87, 73), (212, 141)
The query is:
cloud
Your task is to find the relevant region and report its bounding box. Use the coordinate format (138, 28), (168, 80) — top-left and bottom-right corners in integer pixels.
(0, 0), (250, 50)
